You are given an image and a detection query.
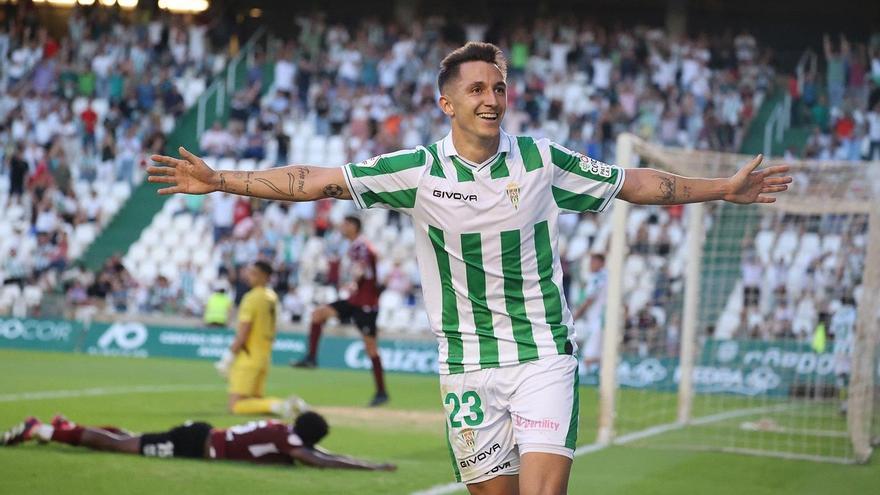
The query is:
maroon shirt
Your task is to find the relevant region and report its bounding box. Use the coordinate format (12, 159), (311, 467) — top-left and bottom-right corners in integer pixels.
(347, 236), (380, 309)
(209, 420), (302, 464)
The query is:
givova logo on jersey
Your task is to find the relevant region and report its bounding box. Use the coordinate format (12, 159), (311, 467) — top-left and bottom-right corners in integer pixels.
(89, 322), (149, 357)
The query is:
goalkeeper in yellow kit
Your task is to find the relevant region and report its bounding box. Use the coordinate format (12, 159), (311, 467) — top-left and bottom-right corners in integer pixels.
(216, 261), (304, 418)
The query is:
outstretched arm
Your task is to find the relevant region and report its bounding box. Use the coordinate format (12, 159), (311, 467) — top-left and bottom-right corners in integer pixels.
(147, 147), (352, 201)
(288, 446), (396, 471)
(618, 154), (792, 206)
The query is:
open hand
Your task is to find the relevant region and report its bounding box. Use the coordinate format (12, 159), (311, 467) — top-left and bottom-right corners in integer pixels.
(723, 154), (792, 204)
(147, 147), (219, 195)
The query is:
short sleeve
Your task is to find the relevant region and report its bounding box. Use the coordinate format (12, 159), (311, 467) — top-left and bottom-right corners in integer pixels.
(547, 141), (625, 214)
(238, 293), (255, 324)
(286, 433), (303, 448)
(341, 147), (426, 213)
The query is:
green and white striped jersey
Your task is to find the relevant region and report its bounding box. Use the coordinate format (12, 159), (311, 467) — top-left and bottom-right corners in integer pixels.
(342, 129), (625, 374)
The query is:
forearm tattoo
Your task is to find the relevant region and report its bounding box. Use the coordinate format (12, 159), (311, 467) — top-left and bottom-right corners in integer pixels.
(287, 172), (296, 196)
(255, 177), (286, 196)
(219, 166), (332, 200)
(296, 168), (309, 194)
(323, 184), (344, 198)
(218, 172), (237, 193)
(658, 175), (676, 203)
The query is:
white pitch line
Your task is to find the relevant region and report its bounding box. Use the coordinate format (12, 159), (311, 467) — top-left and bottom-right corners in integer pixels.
(411, 404), (791, 495)
(0, 384), (222, 403)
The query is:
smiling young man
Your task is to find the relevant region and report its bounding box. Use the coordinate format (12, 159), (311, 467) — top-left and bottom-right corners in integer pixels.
(147, 42), (791, 495)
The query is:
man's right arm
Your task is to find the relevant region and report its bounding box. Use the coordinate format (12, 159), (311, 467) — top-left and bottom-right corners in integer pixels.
(288, 447), (396, 471)
(147, 147), (352, 201)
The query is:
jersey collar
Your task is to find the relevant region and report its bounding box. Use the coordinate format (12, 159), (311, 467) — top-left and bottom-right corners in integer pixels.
(440, 128), (513, 169)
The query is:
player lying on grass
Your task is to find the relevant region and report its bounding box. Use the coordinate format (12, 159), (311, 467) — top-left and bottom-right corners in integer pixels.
(147, 41), (790, 495)
(1, 412), (395, 471)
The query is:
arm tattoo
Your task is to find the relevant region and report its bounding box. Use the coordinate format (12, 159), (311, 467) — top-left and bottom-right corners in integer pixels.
(287, 173), (296, 196)
(296, 168), (309, 194)
(218, 173), (236, 193)
(323, 184), (344, 198)
(682, 185), (692, 200)
(658, 175), (676, 202)
(255, 177), (288, 197)
(245, 172), (253, 194)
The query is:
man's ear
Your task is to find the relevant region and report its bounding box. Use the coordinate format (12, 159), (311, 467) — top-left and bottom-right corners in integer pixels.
(438, 94), (454, 118)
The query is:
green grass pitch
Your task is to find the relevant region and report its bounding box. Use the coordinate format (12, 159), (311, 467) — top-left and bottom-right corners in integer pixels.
(0, 349), (877, 494)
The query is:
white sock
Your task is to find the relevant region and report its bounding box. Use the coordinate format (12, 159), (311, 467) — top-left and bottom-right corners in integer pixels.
(34, 424), (54, 442)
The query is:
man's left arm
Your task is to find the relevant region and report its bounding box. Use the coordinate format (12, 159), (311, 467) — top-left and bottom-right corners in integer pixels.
(617, 155), (792, 206)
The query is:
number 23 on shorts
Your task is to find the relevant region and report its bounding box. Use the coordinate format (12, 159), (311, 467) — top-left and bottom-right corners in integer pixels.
(444, 391), (484, 427)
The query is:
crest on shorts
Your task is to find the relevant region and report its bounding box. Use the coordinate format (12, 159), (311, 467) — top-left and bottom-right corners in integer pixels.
(457, 428), (478, 453)
(506, 182), (520, 210)
(576, 153), (613, 178)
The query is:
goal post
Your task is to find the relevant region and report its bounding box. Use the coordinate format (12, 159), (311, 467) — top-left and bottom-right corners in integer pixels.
(595, 132), (880, 463)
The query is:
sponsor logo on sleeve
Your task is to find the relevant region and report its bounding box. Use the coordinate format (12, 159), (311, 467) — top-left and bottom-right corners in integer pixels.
(577, 153), (613, 178)
(358, 156), (381, 167)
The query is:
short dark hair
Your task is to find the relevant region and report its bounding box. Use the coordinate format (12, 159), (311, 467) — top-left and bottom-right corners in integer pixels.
(253, 260), (273, 277)
(438, 42), (507, 92)
(343, 215), (362, 233)
(294, 411), (329, 447)
(591, 253), (606, 263)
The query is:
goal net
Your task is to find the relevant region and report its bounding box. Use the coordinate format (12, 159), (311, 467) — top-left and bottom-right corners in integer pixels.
(592, 133), (880, 464)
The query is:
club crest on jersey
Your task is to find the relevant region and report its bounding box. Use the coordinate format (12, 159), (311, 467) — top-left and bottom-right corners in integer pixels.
(457, 428), (478, 453)
(576, 153), (613, 178)
(506, 182), (520, 209)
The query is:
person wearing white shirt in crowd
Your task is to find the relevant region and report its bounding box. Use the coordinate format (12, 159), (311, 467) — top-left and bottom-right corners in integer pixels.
(211, 193), (237, 242)
(274, 48), (296, 93)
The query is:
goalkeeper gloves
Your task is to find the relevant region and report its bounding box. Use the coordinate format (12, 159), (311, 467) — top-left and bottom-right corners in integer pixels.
(215, 349), (234, 378)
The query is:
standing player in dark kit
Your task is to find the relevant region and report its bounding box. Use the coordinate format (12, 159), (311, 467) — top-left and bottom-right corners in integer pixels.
(2, 412), (395, 471)
(292, 215), (389, 407)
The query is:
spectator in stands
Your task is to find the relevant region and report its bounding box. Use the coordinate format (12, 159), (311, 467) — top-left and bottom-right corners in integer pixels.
(200, 121), (235, 156)
(3, 247), (29, 288)
(116, 125), (141, 185)
(381, 259), (412, 301)
(6, 144), (28, 205)
(210, 193), (236, 242)
(281, 285), (304, 323)
(741, 253), (762, 311)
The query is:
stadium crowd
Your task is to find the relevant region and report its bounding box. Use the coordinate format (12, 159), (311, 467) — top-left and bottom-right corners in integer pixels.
(0, 6), (230, 316)
(1, 8), (873, 357)
(787, 33), (880, 161)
